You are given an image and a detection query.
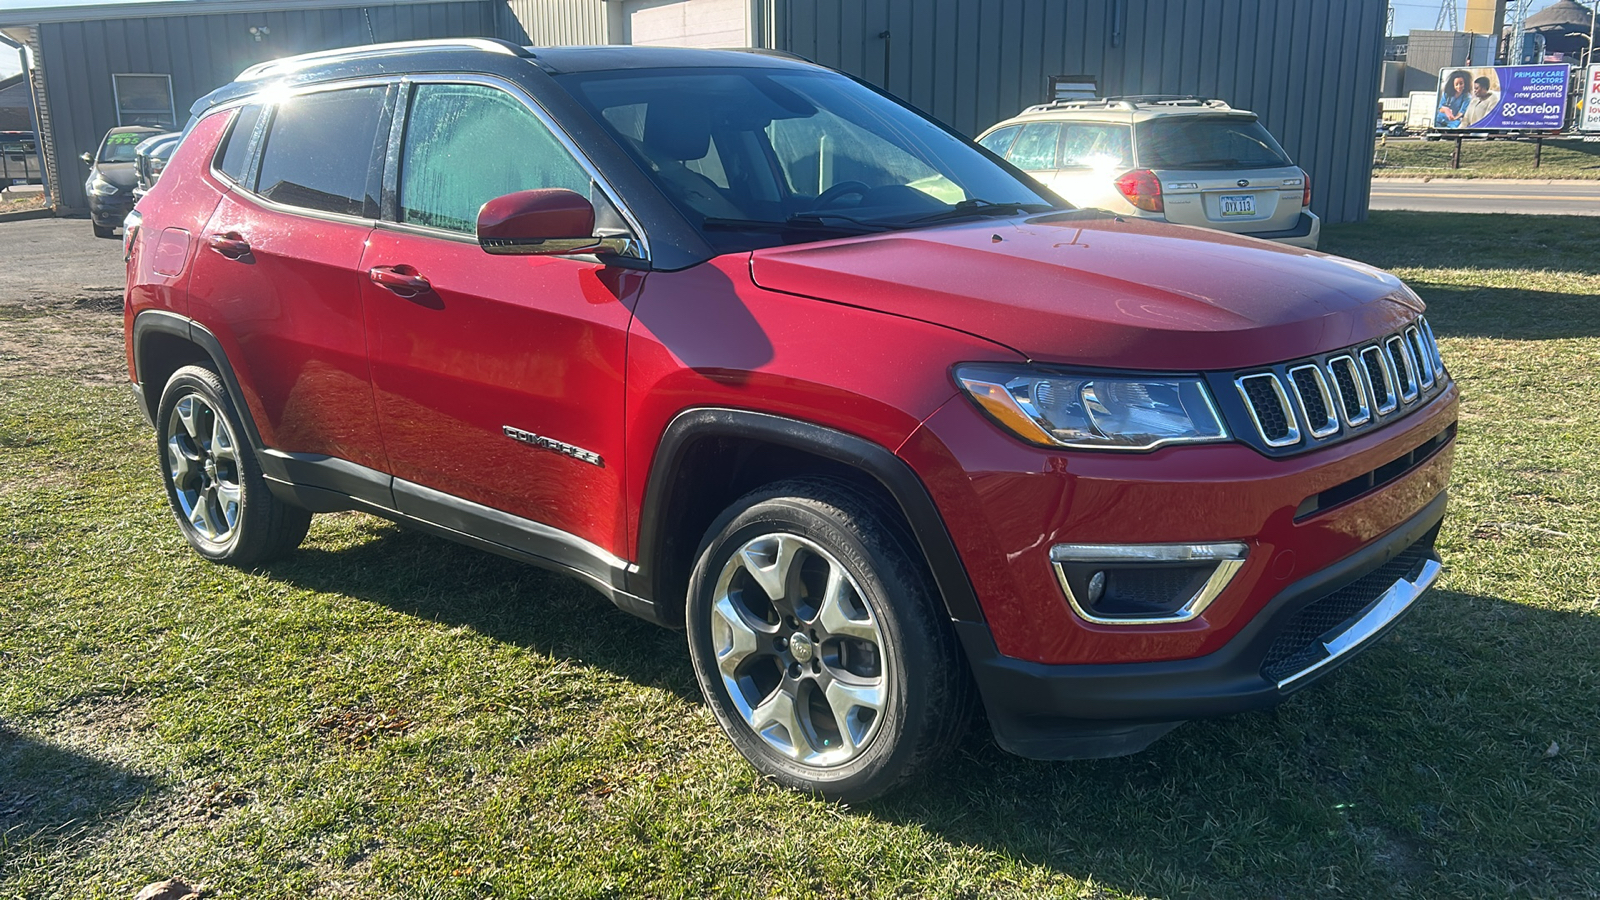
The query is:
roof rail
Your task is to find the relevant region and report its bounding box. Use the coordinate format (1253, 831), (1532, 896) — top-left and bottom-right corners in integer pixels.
(1022, 94), (1232, 113)
(238, 38), (530, 81)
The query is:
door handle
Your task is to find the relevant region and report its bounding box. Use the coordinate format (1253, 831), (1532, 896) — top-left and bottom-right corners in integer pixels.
(206, 232), (251, 259)
(368, 265), (431, 297)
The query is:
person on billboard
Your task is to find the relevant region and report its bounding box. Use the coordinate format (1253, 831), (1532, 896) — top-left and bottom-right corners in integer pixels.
(1436, 70), (1472, 128)
(1464, 75), (1500, 127)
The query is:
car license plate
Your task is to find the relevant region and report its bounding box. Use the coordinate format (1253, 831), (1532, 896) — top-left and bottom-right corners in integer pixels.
(1219, 194), (1256, 217)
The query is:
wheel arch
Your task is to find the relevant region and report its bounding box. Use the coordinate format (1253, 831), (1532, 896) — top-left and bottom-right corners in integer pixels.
(633, 408), (984, 628)
(132, 310), (269, 456)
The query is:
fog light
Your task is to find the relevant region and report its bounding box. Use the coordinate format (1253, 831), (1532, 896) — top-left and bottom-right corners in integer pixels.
(1050, 542), (1248, 625)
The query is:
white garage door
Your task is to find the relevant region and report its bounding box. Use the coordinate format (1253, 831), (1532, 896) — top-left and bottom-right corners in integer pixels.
(623, 0), (749, 49)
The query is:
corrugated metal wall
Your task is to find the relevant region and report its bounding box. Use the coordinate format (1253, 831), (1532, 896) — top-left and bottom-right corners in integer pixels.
(777, 0), (1386, 224)
(41, 1), (498, 210)
(498, 0), (609, 45)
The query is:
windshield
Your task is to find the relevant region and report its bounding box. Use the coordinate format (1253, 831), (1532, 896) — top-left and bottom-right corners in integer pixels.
(557, 67), (1059, 250)
(1134, 116), (1292, 170)
(98, 131), (147, 163)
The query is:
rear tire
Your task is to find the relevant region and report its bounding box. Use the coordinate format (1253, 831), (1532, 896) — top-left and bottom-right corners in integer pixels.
(685, 477), (971, 801)
(155, 364), (311, 565)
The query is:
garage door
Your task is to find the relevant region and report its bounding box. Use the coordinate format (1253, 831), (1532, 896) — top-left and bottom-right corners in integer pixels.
(623, 0), (749, 48)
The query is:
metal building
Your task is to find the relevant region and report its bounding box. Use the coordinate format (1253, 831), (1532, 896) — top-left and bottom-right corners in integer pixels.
(1, 0), (1386, 223)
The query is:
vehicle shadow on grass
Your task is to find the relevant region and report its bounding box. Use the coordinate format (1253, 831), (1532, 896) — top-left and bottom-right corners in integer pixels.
(265, 522), (703, 704)
(1410, 281), (1600, 340)
(268, 515), (1600, 894)
(863, 584), (1600, 896)
(0, 725), (158, 864)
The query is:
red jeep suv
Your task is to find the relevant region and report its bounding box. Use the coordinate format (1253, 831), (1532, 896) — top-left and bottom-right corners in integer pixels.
(124, 39), (1456, 800)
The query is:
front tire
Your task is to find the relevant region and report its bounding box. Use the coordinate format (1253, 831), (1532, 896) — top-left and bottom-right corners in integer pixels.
(155, 365), (310, 565)
(686, 477), (971, 801)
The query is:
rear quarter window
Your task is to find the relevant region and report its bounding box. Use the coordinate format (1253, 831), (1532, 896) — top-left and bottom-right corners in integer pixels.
(1135, 116), (1292, 170)
(214, 104), (263, 184)
(254, 86), (388, 217)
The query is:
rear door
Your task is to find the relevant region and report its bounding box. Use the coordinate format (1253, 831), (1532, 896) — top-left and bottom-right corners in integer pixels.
(1135, 114), (1304, 234)
(185, 82), (393, 478)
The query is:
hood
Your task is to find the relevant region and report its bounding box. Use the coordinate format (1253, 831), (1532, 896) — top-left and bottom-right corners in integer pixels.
(92, 162), (138, 189)
(748, 211), (1423, 371)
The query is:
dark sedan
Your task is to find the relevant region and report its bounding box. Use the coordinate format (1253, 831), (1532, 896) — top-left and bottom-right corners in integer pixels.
(82, 125), (164, 237)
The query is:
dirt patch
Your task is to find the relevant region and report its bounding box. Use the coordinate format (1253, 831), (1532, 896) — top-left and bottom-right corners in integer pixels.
(0, 292), (127, 383)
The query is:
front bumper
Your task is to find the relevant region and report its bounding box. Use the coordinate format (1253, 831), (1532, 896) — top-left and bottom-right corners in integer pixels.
(88, 194), (133, 226)
(960, 490), (1446, 759)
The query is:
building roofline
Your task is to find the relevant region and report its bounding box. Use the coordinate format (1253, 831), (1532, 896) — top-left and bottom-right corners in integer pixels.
(0, 0), (469, 29)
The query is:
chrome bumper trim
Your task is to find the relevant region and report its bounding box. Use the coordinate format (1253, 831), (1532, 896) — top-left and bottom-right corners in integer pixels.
(1276, 556), (1442, 690)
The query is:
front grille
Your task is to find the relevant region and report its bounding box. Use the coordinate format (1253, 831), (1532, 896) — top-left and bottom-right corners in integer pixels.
(1259, 529), (1436, 684)
(1220, 318), (1448, 456)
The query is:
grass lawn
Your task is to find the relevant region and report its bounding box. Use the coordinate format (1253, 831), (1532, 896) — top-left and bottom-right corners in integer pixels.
(2, 212), (1598, 898)
(1373, 136), (1600, 180)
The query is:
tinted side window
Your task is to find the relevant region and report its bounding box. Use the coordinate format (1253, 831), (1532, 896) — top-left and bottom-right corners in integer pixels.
(398, 83), (590, 234)
(1058, 123), (1131, 169)
(1006, 123), (1060, 170)
(255, 86), (386, 217)
(216, 104), (262, 183)
(978, 125), (1021, 157)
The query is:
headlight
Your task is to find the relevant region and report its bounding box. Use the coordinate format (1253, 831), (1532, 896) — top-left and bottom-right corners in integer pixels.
(90, 178), (119, 196)
(955, 364), (1230, 451)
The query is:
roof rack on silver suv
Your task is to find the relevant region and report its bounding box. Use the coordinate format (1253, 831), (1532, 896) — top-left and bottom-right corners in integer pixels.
(1022, 95), (1232, 114)
(237, 38), (531, 81)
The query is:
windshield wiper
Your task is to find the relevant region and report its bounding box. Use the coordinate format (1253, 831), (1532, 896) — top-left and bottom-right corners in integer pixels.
(701, 215), (885, 235)
(899, 199), (1053, 227)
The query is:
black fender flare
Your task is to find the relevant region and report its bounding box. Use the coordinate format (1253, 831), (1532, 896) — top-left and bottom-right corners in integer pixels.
(131, 310), (279, 475)
(633, 408), (985, 624)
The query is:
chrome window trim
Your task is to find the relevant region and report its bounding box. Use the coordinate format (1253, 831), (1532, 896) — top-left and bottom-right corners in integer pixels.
(215, 76), (399, 226)
(1406, 325), (1435, 388)
(1287, 364), (1339, 439)
(1386, 335), (1420, 403)
(1277, 557), (1441, 689)
(1234, 372), (1301, 448)
(1325, 354), (1371, 427)
(392, 73), (652, 263)
(238, 39), (520, 81)
(1359, 345), (1399, 416)
(1050, 541), (1249, 626)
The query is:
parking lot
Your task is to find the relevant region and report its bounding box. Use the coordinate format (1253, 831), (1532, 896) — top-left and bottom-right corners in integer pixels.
(2, 211), (1598, 898)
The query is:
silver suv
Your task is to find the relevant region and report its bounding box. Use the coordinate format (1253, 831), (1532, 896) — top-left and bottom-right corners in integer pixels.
(977, 96), (1319, 249)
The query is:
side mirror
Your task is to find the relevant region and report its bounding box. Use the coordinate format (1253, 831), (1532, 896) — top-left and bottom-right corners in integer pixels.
(80, 151), (93, 166)
(477, 188), (632, 258)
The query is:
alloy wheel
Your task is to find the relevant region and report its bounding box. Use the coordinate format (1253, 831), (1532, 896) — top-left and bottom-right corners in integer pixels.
(709, 532), (888, 767)
(164, 391), (242, 544)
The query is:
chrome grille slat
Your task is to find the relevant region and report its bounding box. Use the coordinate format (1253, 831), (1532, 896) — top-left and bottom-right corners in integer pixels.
(1420, 317), (1445, 372)
(1406, 326), (1435, 389)
(1359, 345), (1398, 415)
(1326, 355), (1371, 426)
(1386, 335), (1420, 402)
(1288, 364), (1339, 438)
(1234, 373), (1300, 447)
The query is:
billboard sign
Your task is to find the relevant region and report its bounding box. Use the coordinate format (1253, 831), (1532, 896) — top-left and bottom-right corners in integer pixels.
(1433, 64), (1570, 131)
(1582, 65), (1600, 132)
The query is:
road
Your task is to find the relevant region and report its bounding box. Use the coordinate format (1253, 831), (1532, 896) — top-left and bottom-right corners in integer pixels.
(1369, 178), (1600, 216)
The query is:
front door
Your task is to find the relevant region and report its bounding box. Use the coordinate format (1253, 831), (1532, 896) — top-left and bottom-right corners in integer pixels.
(360, 79), (642, 557)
